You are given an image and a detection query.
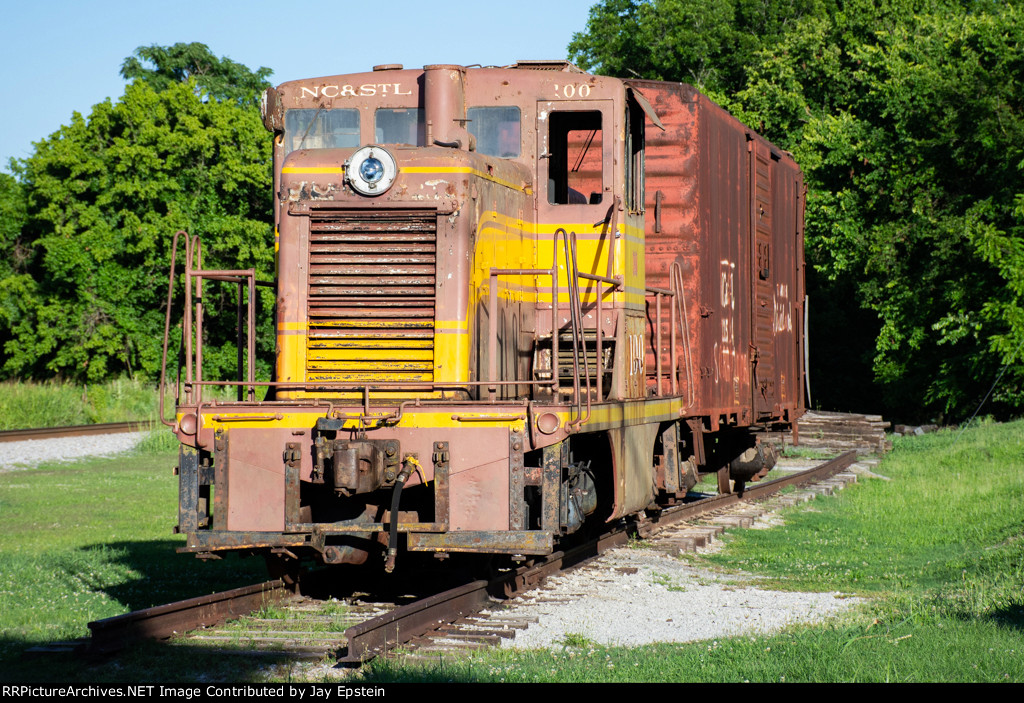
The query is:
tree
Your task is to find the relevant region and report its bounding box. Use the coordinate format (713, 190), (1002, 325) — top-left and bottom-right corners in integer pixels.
(728, 1), (1024, 419)
(0, 173), (26, 280)
(2, 50), (274, 383)
(568, 0), (827, 96)
(121, 42), (272, 106)
(570, 0), (1024, 420)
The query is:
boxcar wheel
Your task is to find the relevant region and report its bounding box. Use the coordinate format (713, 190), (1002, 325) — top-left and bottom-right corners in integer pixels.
(717, 467), (732, 495)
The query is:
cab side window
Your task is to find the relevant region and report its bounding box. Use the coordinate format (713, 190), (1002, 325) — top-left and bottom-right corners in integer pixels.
(547, 111), (603, 205)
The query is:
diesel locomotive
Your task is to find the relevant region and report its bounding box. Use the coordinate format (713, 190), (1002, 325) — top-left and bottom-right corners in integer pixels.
(161, 61), (806, 573)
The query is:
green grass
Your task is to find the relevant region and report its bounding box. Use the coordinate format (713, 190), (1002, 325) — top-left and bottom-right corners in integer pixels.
(706, 420), (1024, 601)
(0, 378), (254, 430)
(354, 620), (1021, 682)
(651, 572), (687, 592)
(0, 379), (165, 429)
(0, 449), (268, 681)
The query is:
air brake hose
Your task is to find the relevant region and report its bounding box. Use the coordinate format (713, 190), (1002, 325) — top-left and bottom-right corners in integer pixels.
(384, 457), (420, 573)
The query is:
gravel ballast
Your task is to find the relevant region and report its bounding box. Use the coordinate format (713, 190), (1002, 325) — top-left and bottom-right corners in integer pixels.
(0, 432), (147, 472)
(498, 546), (862, 649)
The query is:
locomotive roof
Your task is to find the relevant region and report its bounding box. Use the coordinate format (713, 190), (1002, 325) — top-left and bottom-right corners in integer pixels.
(272, 62), (627, 109)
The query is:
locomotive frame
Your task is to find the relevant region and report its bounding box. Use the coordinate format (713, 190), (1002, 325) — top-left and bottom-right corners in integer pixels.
(161, 61), (806, 571)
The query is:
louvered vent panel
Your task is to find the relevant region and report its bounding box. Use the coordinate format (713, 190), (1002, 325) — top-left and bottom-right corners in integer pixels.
(306, 210), (437, 384)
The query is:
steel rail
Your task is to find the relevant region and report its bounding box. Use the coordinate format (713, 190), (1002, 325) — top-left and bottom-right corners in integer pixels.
(647, 449), (859, 527)
(0, 421), (151, 444)
(87, 580), (291, 654)
(338, 451), (858, 664)
(338, 580), (493, 663)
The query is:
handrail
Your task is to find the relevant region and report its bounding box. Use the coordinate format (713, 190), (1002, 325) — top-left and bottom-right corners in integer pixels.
(190, 235), (202, 404)
(158, 231), (187, 428)
(579, 272), (612, 401)
(670, 261), (696, 409)
(160, 230), (264, 430)
(555, 227), (590, 427)
(644, 285), (675, 398)
(485, 228), (621, 430)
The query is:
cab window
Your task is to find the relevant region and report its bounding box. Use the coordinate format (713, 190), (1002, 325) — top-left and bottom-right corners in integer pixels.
(547, 111), (603, 205)
(284, 109), (360, 153)
(375, 108), (425, 145)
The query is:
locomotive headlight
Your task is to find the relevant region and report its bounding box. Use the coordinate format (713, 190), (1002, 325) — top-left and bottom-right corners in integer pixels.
(360, 157), (384, 183)
(347, 145), (397, 195)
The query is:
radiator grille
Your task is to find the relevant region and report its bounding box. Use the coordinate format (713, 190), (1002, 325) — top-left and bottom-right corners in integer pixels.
(306, 210), (437, 384)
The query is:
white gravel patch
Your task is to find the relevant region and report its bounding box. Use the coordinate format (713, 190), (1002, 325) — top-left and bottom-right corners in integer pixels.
(499, 546), (862, 649)
(0, 432), (147, 472)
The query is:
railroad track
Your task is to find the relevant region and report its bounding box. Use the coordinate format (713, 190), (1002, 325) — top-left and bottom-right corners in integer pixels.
(77, 450), (859, 667)
(0, 421), (149, 443)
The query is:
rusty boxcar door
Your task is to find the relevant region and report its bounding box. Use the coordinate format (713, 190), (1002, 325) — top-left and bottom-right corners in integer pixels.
(750, 140), (775, 419)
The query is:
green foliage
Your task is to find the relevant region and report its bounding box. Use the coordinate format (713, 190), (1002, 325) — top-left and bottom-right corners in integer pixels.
(0, 378), (166, 429)
(568, 0), (827, 95)
(2, 48), (274, 383)
(572, 1), (1024, 420)
(734, 1), (1024, 419)
(0, 173), (27, 279)
(121, 42), (272, 106)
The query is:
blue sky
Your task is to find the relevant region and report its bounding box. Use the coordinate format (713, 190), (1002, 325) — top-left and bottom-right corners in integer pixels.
(0, 0), (598, 170)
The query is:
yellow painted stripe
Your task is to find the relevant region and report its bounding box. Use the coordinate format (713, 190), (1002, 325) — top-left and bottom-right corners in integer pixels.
(309, 338), (434, 350)
(189, 397), (685, 434)
(476, 210), (644, 245)
(282, 166), (345, 174)
(196, 410), (525, 433)
(307, 348), (434, 361)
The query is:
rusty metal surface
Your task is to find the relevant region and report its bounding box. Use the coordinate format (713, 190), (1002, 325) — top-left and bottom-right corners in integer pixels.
(161, 62), (808, 566)
(305, 209), (438, 385)
(177, 446), (200, 535)
(88, 580), (290, 654)
(631, 80), (805, 426)
(406, 530), (553, 555)
(509, 429), (527, 530)
(339, 579), (491, 663)
(0, 421), (149, 443)
(180, 531), (310, 552)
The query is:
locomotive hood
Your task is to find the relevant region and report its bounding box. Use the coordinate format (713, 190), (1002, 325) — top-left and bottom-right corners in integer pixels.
(279, 144), (532, 210)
